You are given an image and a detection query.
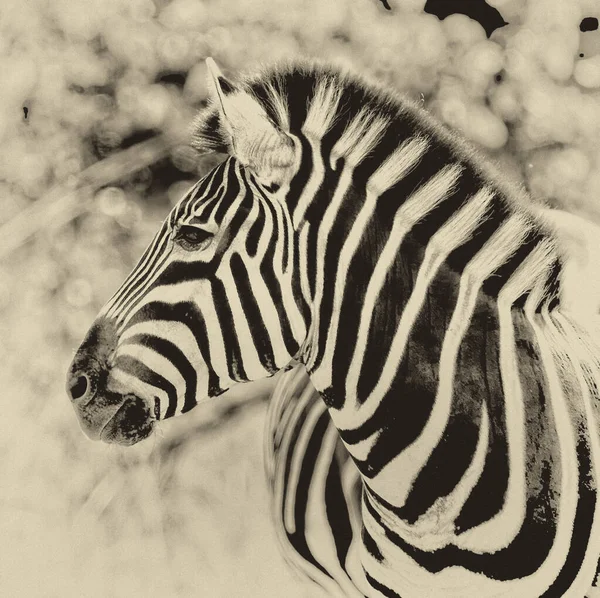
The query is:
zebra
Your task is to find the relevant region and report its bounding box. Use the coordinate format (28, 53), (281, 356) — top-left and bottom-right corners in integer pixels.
(66, 57), (600, 597)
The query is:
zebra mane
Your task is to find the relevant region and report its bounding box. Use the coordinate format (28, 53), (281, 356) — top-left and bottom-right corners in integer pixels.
(191, 60), (600, 316)
(192, 59), (543, 221)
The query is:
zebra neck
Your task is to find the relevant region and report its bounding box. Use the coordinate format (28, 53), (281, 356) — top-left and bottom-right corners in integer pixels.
(290, 140), (600, 593)
(296, 122), (561, 402)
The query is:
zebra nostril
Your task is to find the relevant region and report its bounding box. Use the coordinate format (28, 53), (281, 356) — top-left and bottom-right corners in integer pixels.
(69, 372), (90, 401)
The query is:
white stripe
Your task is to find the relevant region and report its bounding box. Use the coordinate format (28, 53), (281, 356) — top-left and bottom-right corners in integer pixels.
(346, 186), (494, 412)
(214, 266), (269, 379)
(262, 82), (291, 132)
(292, 123), (328, 229)
(546, 312), (600, 596)
(310, 140), (442, 384)
(303, 78), (342, 140)
(108, 369), (170, 419)
(116, 344), (186, 417)
(370, 265), (482, 511)
(422, 402), (489, 532)
(328, 164), (464, 428)
(199, 288), (239, 388)
(452, 234), (554, 552)
(298, 221), (314, 352)
(279, 224), (308, 344)
(304, 424), (362, 596)
(310, 134), (429, 379)
(283, 384), (325, 533)
(331, 109), (389, 167)
(306, 164), (354, 371)
(104, 232), (172, 321)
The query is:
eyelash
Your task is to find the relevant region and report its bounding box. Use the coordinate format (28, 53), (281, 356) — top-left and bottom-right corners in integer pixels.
(174, 225), (213, 251)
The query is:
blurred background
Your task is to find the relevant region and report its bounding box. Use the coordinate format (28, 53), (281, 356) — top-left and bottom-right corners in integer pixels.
(2, 0), (600, 596)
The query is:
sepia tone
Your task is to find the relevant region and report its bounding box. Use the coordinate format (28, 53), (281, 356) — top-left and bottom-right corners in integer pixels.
(3, 0), (600, 597)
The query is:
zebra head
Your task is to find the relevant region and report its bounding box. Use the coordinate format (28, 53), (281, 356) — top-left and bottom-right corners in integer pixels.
(66, 59), (307, 445)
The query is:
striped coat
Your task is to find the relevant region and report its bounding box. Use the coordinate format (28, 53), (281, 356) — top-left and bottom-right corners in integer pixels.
(69, 59), (600, 597)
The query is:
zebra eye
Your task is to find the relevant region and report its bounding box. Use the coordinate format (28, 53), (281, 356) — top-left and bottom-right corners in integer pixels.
(175, 225), (213, 251)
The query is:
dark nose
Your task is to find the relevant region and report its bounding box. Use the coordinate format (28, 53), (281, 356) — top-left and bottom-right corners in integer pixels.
(68, 371), (91, 401)
(66, 318), (118, 403)
(66, 354), (101, 405)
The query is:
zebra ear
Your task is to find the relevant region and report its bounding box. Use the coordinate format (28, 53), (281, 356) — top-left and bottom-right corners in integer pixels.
(205, 58), (240, 139)
(205, 58), (295, 185)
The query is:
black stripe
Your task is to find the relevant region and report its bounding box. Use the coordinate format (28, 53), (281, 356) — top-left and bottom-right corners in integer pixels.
(192, 109), (229, 153)
(210, 276), (249, 382)
(291, 226), (311, 327)
(109, 221), (171, 312)
(120, 334), (198, 416)
(280, 201), (290, 271)
(539, 259), (561, 313)
(339, 245), (459, 482)
(319, 81), (374, 162)
(399, 411), (482, 524)
(259, 182), (291, 274)
(328, 233), (421, 410)
(114, 354), (178, 418)
(328, 186), (391, 403)
(482, 229), (544, 297)
(325, 442), (354, 572)
(362, 442), (557, 580)
(189, 184), (225, 224)
(540, 433), (596, 595)
(248, 68), (314, 132)
(454, 300), (508, 532)
(285, 135), (313, 214)
(281, 401), (333, 579)
(303, 146), (344, 299)
(342, 100), (416, 186)
(365, 571), (402, 598)
(229, 252), (277, 372)
(398, 290), (491, 523)
(362, 526), (384, 563)
(260, 235), (300, 359)
(400, 163), (479, 247)
(309, 179), (365, 377)
(244, 208), (264, 258)
(320, 158), (472, 403)
(155, 259), (216, 286)
(180, 162), (224, 220)
(372, 137), (455, 223)
(212, 159), (242, 225)
(125, 301), (224, 397)
(115, 238), (175, 326)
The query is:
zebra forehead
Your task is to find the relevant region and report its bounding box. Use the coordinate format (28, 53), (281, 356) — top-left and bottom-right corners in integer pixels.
(169, 158), (233, 222)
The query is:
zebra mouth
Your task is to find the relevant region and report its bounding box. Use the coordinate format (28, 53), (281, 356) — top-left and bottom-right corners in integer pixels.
(99, 394), (154, 446)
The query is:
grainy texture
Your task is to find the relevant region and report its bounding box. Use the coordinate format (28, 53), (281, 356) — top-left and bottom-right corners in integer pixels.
(3, 0), (600, 597)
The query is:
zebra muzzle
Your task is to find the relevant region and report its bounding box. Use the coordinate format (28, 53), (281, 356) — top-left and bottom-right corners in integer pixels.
(66, 318), (154, 445)
(67, 371), (154, 445)
(98, 395), (154, 446)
